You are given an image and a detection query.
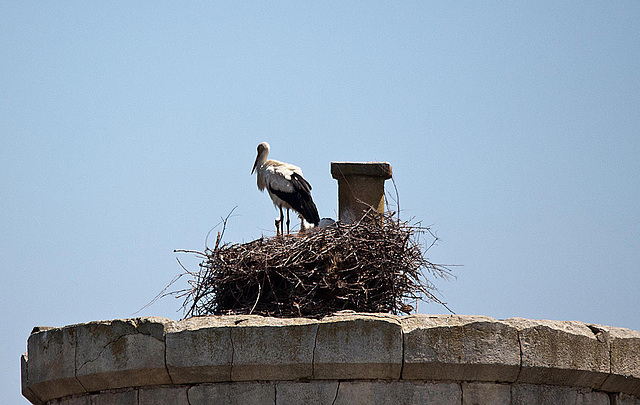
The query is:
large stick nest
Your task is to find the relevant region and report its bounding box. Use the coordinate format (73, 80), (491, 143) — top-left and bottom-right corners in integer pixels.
(174, 210), (452, 318)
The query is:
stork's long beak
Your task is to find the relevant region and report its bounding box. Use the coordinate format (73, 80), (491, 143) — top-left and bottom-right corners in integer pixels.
(251, 154), (259, 174)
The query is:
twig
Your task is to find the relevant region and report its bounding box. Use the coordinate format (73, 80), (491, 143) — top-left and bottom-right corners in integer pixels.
(205, 206), (238, 251)
(132, 272), (185, 315)
(173, 249), (207, 257)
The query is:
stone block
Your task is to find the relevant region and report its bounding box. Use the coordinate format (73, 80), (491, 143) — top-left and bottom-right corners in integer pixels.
(598, 325), (640, 396)
(75, 317), (172, 392)
(188, 382), (275, 405)
(512, 384), (609, 405)
(26, 325), (86, 402)
(139, 386), (190, 405)
(166, 316), (240, 383)
(576, 389), (611, 405)
(276, 381), (339, 405)
(230, 316), (318, 381)
(461, 382), (511, 405)
(21, 353), (43, 405)
(334, 381), (461, 405)
(314, 313), (402, 379)
(506, 318), (610, 388)
(48, 395), (91, 405)
(402, 315), (520, 382)
(90, 389), (138, 405)
(512, 384), (579, 404)
(613, 393), (640, 405)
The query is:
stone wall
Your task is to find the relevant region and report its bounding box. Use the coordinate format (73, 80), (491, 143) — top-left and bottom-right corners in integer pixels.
(22, 313), (640, 404)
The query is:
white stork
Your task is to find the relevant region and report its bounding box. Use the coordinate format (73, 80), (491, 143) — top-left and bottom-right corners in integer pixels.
(251, 142), (320, 235)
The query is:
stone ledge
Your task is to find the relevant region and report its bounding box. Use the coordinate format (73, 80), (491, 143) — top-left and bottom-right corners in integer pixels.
(22, 314), (640, 404)
(26, 324), (85, 403)
(314, 313), (402, 379)
(165, 316), (235, 384)
(505, 318), (610, 388)
(44, 382), (640, 405)
(402, 315), (520, 382)
(166, 315), (319, 383)
(598, 324), (640, 397)
(74, 318), (172, 392)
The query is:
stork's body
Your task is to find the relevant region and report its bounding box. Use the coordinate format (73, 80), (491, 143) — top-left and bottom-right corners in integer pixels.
(252, 142), (320, 235)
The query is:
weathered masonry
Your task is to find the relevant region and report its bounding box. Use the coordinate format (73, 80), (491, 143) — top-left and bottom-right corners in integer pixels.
(22, 313), (640, 404)
(331, 161), (393, 224)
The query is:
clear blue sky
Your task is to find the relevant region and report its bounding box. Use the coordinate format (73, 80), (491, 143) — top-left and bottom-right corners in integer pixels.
(2, 2), (639, 403)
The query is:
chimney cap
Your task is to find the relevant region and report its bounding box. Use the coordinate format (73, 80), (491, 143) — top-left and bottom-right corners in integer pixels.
(331, 162), (392, 179)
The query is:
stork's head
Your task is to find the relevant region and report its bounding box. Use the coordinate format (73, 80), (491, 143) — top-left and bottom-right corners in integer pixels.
(251, 142), (270, 174)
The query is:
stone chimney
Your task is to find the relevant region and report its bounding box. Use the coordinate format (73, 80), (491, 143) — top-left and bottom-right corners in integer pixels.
(331, 162), (393, 224)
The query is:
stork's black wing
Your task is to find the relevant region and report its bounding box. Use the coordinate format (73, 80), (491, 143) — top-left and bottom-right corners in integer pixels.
(268, 172), (320, 225)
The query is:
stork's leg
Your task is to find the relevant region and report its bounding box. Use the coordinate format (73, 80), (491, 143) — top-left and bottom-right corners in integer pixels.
(278, 206), (285, 236)
(275, 207), (282, 236)
(286, 209), (290, 234)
